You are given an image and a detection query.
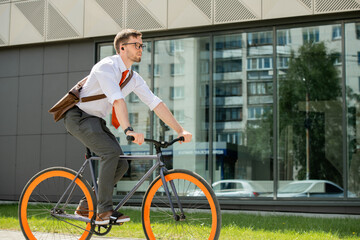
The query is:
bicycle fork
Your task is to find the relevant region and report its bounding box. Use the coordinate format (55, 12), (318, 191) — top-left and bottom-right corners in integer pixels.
(159, 167), (186, 221)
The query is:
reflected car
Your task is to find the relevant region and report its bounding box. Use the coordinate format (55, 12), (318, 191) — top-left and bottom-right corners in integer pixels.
(276, 180), (356, 198)
(211, 180), (266, 198)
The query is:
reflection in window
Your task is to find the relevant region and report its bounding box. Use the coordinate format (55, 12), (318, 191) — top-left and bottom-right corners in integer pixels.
(332, 25), (342, 40)
(170, 40), (184, 53)
(216, 108), (242, 122)
(215, 59), (242, 73)
(247, 57), (273, 70)
(154, 36), (210, 180)
(303, 27), (320, 43)
(248, 106), (270, 120)
(173, 110), (185, 124)
(277, 30), (291, 45)
(247, 71), (272, 80)
(278, 24), (344, 199)
(149, 64), (160, 77)
(278, 57), (289, 69)
(129, 92), (140, 103)
(247, 31), (272, 46)
(346, 22), (360, 198)
(215, 84), (241, 97)
(129, 113), (138, 124)
(248, 82), (272, 95)
(132, 65), (139, 72)
(170, 63), (185, 76)
(170, 86), (184, 99)
(99, 44), (116, 60)
(215, 35), (242, 50)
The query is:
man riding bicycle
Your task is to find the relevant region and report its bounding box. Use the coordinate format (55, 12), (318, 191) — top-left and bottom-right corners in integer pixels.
(63, 29), (192, 225)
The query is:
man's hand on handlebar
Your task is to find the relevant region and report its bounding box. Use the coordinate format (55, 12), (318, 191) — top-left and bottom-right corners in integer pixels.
(127, 132), (144, 145)
(178, 130), (192, 143)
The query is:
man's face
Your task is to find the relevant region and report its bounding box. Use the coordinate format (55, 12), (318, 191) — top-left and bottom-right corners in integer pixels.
(122, 36), (143, 63)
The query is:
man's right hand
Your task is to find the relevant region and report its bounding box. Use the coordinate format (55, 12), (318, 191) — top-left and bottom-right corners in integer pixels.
(127, 132), (144, 145)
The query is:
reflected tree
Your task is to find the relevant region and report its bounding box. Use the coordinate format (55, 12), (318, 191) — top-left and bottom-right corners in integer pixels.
(247, 42), (343, 185)
(278, 42), (342, 184)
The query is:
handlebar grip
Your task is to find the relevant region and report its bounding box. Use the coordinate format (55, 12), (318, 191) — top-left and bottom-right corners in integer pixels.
(126, 135), (135, 141)
(179, 136), (185, 141)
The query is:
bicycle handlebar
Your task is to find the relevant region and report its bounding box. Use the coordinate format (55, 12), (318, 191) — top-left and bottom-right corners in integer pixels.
(126, 135), (184, 149)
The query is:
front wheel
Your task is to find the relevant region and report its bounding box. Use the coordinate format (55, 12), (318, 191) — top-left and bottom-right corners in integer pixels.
(142, 169), (221, 240)
(18, 167), (96, 240)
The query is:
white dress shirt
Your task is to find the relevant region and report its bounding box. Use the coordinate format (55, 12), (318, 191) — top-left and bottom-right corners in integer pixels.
(77, 54), (162, 118)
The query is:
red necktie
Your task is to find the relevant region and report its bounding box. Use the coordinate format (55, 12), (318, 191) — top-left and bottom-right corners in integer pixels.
(112, 70), (129, 129)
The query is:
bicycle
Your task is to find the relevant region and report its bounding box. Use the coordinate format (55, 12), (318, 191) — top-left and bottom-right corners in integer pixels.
(19, 136), (222, 240)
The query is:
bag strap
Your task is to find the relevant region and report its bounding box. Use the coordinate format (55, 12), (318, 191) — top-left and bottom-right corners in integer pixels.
(80, 70), (133, 103)
(120, 70), (133, 90)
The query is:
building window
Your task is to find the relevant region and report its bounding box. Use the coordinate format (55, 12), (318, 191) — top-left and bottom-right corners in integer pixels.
(217, 132), (243, 145)
(247, 71), (273, 80)
(216, 59), (242, 73)
(303, 27), (320, 43)
(247, 31), (272, 46)
(201, 60), (209, 74)
(356, 23), (360, 39)
(215, 35), (242, 50)
(332, 25), (342, 40)
(247, 57), (273, 70)
(149, 64), (160, 77)
(99, 44), (116, 60)
(215, 84), (242, 97)
(170, 86), (185, 99)
(332, 52), (342, 65)
(248, 106), (270, 120)
(129, 92), (140, 103)
(132, 65), (139, 72)
(278, 57), (289, 69)
(170, 40), (184, 53)
(358, 52), (360, 65)
(216, 108), (242, 122)
(277, 30), (291, 45)
(129, 113), (139, 124)
(170, 63), (185, 76)
(248, 82), (273, 96)
(173, 110), (185, 124)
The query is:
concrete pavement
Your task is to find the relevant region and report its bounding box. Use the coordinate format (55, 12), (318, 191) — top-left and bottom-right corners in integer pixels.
(0, 230), (145, 240)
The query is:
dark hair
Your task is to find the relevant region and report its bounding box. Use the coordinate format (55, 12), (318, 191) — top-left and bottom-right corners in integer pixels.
(113, 29), (142, 54)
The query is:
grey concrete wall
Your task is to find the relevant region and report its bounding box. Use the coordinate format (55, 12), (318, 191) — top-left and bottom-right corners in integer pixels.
(0, 40), (95, 200)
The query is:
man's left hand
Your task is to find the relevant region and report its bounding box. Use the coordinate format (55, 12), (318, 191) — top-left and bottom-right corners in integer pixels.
(178, 130), (192, 143)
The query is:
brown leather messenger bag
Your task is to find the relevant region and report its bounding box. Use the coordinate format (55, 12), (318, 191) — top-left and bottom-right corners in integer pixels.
(48, 70), (133, 122)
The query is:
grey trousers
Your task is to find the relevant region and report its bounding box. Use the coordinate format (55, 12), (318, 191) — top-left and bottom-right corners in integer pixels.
(64, 106), (129, 213)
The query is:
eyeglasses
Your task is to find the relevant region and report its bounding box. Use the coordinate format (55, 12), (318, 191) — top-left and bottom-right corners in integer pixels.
(122, 42), (146, 50)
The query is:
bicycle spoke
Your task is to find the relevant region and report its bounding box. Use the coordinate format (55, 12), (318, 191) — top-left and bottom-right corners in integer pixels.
(19, 168), (94, 240)
(142, 170), (221, 240)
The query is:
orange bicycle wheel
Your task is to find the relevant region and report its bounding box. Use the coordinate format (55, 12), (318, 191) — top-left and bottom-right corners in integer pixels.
(142, 169), (221, 240)
(19, 167), (96, 240)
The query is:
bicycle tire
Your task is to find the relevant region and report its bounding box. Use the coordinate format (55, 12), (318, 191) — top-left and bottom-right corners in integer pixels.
(19, 167), (96, 240)
(142, 169), (221, 240)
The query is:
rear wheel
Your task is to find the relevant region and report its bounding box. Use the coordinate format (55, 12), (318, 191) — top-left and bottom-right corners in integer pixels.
(142, 169), (221, 240)
(19, 167), (96, 240)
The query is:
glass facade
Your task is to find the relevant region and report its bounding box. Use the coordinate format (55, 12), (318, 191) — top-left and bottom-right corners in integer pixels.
(98, 20), (360, 201)
(346, 22), (360, 198)
(277, 24), (344, 198)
